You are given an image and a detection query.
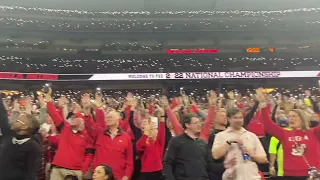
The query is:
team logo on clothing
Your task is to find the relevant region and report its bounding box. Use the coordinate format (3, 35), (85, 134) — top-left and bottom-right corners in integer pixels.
(291, 144), (306, 156)
(174, 73), (184, 79)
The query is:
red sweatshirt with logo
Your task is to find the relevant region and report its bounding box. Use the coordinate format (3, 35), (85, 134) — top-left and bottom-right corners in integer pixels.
(84, 111), (133, 179)
(261, 106), (320, 176)
(136, 121), (165, 172)
(47, 101), (94, 173)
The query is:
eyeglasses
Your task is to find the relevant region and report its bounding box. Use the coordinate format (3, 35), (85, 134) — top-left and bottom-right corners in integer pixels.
(191, 121), (201, 125)
(16, 119), (26, 125)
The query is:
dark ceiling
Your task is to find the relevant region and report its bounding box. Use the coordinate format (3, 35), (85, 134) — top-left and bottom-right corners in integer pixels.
(0, 0), (319, 11)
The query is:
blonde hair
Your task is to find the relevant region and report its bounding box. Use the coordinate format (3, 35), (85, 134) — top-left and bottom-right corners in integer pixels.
(290, 109), (311, 131)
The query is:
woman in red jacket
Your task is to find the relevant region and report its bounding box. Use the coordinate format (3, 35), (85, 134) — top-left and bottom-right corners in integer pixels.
(256, 88), (320, 180)
(136, 105), (165, 180)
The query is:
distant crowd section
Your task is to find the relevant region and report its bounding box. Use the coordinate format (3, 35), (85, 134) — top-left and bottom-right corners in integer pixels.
(1, 6), (320, 32)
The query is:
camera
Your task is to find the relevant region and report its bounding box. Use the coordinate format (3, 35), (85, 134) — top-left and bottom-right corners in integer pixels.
(42, 83), (51, 93)
(96, 87), (102, 96)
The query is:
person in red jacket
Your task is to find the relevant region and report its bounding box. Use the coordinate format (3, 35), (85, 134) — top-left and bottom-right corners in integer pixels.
(83, 97), (133, 180)
(256, 88), (320, 180)
(44, 89), (94, 180)
(136, 105), (166, 180)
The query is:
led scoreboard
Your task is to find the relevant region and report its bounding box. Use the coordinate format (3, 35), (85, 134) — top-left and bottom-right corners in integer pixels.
(165, 47), (276, 54)
(245, 47), (275, 53)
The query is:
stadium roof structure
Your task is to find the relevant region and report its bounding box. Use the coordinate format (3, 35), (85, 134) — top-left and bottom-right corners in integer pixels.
(0, 0), (319, 11)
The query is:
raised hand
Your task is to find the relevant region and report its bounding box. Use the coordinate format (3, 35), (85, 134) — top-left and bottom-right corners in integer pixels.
(25, 96), (33, 114)
(58, 96), (68, 108)
(44, 87), (53, 102)
(227, 91), (235, 99)
(208, 90), (217, 106)
(154, 104), (165, 116)
(159, 95), (169, 108)
(255, 88), (265, 103)
(38, 95), (46, 108)
(12, 99), (20, 112)
(126, 92), (133, 101)
(276, 94), (282, 105)
(81, 93), (92, 109)
(94, 93), (104, 108)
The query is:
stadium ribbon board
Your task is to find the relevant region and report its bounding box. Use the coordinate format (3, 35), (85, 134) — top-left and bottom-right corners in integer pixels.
(0, 71), (319, 81)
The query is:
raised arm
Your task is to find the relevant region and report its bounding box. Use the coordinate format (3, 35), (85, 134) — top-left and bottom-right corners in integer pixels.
(0, 99), (12, 137)
(46, 101), (65, 132)
(156, 106), (166, 155)
(271, 104), (278, 123)
(255, 88), (285, 141)
(119, 106), (132, 131)
(260, 104), (285, 141)
(38, 94), (48, 125)
(199, 105), (215, 142)
(200, 91), (218, 141)
(311, 122), (320, 140)
(165, 108), (183, 135)
(244, 100), (259, 128)
(128, 110), (142, 140)
(83, 107), (101, 139)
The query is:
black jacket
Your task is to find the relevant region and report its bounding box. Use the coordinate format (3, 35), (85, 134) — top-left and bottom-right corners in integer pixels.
(0, 100), (41, 180)
(163, 133), (209, 180)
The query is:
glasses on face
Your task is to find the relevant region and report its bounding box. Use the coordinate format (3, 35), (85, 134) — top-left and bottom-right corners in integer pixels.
(191, 121), (201, 125)
(16, 119), (26, 125)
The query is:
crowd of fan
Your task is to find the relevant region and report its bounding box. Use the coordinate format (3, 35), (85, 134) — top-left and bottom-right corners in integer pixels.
(0, 86), (319, 180)
(4, 87), (319, 109)
(2, 6), (320, 18)
(1, 6), (320, 31)
(0, 40), (164, 52)
(0, 54), (319, 73)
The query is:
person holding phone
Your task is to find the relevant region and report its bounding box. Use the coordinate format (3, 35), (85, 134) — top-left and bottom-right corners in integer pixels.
(43, 88), (94, 180)
(136, 105), (165, 180)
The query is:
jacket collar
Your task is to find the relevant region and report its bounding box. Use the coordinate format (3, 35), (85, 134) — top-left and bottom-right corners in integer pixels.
(103, 128), (123, 136)
(225, 127), (247, 133)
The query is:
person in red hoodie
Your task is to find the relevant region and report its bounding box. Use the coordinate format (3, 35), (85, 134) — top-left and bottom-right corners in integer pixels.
(256, 88), (320, 180)
(136, 104), (165, 180)
(83, 95), (133, 180)
(44, 88), (94, 180)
